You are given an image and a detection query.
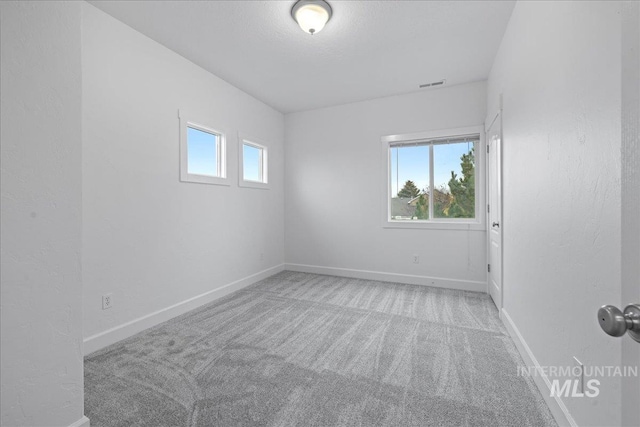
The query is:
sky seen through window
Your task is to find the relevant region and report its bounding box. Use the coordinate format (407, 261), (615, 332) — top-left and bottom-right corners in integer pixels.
(390, 140), (474, 197)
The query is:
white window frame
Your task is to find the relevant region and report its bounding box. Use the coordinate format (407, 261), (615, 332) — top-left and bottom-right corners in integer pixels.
(238, 134), (270, 189)
(179, 110), (229, 186)
(381, 125), (486, 230)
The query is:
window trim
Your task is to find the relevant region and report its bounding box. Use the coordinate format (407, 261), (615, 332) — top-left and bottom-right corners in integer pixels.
(238, 133), (270, 190)
(179, 110), (229, 186)
(381, 125), (486, 231)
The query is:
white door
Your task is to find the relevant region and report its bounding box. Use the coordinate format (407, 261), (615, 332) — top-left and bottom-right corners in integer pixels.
(486, 112), (502, 311)
(620, 3), (639, 424)
(620, 239), (639, 424)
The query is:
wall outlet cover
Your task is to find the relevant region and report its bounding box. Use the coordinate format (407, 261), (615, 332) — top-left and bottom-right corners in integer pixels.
(102, 293), (113, 310)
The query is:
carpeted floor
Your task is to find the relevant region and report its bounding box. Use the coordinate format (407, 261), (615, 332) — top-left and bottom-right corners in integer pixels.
(85, 271), (557, 426)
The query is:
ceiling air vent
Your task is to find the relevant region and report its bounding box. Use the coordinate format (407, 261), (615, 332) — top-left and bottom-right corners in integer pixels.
(419, 79), (446, 89)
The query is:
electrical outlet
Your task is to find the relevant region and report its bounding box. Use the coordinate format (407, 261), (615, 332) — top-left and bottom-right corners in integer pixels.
(413, 254), (420, 264)
(573, 356), (584, 393)
(102, 293), (113, 310)
(260, 252), (264, 261)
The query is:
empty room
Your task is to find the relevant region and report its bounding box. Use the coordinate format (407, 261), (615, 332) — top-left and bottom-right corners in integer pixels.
(1, 1), (638, 426)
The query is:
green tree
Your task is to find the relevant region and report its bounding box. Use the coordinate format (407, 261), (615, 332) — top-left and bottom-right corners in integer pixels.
(415, 194), (429, 219)
(397, 180), (420, 198)
(432, 186), (453, 218)
(446, 148), (475, 218)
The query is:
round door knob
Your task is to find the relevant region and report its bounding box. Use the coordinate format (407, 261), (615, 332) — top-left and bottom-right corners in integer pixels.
(598, 305), (628, 337)
(492, 222), (500, 228)
(624, 304), (640, 343)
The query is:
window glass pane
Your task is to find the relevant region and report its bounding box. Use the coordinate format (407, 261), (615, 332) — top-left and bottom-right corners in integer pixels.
(243, 143), (262, 182)
(433, 141), (476, 218)
(389, 144), (429, 220)
(187, 127), (218, 176)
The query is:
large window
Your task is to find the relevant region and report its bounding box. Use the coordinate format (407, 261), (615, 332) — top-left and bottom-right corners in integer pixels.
(382, 127), (484, 229)
(179, 111), (228, 185)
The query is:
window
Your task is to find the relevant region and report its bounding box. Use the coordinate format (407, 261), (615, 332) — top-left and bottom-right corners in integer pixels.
(179, 111), (228, 185)
(239, 136), (269, 189)
(382, 126), (485, 230)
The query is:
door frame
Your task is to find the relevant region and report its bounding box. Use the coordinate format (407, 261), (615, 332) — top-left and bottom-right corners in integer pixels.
(620, 2), (639, 424)
(485, 108), (503, 313)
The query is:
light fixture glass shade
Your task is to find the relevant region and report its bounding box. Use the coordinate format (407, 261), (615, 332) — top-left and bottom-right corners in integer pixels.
(292, 0), (332, 35)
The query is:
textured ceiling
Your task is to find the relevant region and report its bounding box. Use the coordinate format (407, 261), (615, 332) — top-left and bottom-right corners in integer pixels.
(89, 0), (515, 113)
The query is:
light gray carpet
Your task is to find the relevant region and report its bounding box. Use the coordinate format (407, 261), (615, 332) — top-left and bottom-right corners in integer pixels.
(85, 271), (556, 426)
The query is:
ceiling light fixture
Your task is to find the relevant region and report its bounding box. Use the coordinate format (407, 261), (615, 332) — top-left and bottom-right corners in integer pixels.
(291, 0), (332, 35)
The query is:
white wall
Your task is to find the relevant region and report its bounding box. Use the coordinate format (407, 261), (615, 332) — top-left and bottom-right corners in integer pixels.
(1, 2), (86, 426)
(284, 82), (487, 290)
(82, 4), (285, 350)
(487, 1), (622, 426)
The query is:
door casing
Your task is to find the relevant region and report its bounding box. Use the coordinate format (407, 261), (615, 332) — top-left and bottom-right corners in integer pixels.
(486, 109), (503, 313)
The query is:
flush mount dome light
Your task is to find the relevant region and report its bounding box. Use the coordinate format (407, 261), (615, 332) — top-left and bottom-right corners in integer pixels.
(291, 0), (332, 35)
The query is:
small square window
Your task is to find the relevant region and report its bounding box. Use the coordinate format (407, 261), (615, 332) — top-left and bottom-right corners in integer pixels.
(179, 111), (228, 186)
(187, 127), (219, 177)
(243, 144), (263, 182)
(239, 136), (269, 189)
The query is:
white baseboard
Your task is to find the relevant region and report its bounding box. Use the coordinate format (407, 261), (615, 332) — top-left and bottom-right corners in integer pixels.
(284, 263), (486, 293)
(501, 308), (577, 427)
(84, 264), (285, 355)
(68, 415), (90, 427)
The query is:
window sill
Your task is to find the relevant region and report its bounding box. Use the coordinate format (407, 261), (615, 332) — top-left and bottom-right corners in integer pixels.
(383, 220), (486, 231)
(180, 173), (230, 186)
(239, 180), (270, 190)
